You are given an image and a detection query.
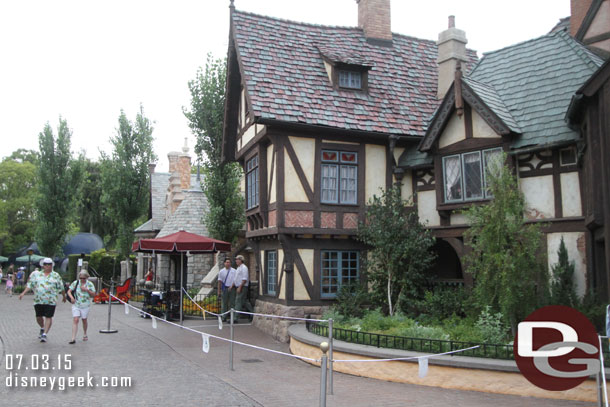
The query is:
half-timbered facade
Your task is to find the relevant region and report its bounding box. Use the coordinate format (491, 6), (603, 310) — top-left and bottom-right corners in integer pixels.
(406, 29), (604, 298)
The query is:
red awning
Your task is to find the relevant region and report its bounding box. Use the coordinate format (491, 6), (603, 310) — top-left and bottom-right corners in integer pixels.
(131, 231), (231, 254)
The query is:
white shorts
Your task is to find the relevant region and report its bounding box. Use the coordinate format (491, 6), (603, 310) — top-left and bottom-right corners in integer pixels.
(71, 305), (91, 319)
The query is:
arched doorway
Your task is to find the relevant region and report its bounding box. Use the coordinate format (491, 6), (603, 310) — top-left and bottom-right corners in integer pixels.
(429, 238), (463, 282)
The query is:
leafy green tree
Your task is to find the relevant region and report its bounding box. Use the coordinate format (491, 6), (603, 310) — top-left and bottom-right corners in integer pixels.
(0, 157), (37, 254)
(3, 149), (39, 165)
(550, 237), (578, 308)
(36, 118), (82, 257)
(357, 186), (436, 316)
(464, 157), (548, 334)
(101, 106), (156, 257)
(73, 156), (115, 240)
(184, 53), (244, 243)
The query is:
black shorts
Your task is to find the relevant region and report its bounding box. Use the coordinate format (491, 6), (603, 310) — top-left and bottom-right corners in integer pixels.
(34, 304), (56, 318)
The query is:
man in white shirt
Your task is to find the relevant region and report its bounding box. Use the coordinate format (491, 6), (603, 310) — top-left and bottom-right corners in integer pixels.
(217, 258), (236, 322)
(235, 255), (254, 319)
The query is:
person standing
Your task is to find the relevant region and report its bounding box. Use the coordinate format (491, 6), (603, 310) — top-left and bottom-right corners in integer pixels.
(67, 270), (96, 344)
(19, 258), (66, 342)
(16, 267), (24, 286)
(235, 255), (253, 320)
(217, 258), (236, 322)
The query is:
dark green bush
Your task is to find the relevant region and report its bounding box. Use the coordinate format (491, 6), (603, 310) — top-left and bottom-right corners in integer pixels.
(409, 285), (469, 321)
(332, 282), (370, 318)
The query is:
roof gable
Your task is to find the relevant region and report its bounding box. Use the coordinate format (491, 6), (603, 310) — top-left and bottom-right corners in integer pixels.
(230, 9), (477, 138)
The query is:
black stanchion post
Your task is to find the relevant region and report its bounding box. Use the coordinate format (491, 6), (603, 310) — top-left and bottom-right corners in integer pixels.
(328, 318), (333, 395)
(100, 280), (118, 334)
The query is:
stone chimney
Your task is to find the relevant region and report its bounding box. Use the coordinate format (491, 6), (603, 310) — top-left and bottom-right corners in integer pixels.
(166, 138), (192, 215)
(437, 16), (468, 99)
(356, 0), (392, 43)
(570, 0), (593, 37)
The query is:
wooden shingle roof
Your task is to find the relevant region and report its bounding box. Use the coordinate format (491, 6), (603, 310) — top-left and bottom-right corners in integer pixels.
(231, 9), (477, 137)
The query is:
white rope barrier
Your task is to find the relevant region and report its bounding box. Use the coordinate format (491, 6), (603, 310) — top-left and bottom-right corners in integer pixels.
(332, 345), (481, 363)
(181, 288), (328, 322)
(180, 288), (230, 317)
(111, 294), (320, 363)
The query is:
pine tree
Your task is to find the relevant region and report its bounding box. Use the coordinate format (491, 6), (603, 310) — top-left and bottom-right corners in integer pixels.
(550, 237), (578, 307)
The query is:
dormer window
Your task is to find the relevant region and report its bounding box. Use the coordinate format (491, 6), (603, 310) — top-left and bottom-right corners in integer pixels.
(339, 70), (362, 89)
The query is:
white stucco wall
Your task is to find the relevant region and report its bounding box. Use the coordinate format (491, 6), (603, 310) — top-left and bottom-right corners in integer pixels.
(520, 175), (555, 219)
(547, 232), (587, 298)
(560, 172), (582, 217)
(417, 190), (440, 226)
(268, 144), (276, 204)
(288, 136), (315, 190)
(438, 113), (465, 148)
(284, 152), (309, 202)
(399, 171), (414, 202)
(472, 110), (500, 139)
(365, 144), (386, 202)
(450, 212), (468, 225)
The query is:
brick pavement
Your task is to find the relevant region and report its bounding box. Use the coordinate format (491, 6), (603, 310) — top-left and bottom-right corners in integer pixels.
(0, 289), (595, 406)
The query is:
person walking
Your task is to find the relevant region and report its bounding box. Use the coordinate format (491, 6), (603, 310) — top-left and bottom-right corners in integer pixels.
(5, 271), (14, 296)
(235, 255), (253, 320)
(67, 270), (96, 344)
(19, 258), (66, 342)
(217, 258), (236, 322)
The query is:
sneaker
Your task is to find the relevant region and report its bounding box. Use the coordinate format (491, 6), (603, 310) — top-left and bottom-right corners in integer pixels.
(39, 328), (44, 339)
(40, 333), (47, 343)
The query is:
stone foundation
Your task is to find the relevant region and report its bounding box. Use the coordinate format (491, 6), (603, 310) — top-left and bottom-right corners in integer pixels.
(253, 300), (329, 342)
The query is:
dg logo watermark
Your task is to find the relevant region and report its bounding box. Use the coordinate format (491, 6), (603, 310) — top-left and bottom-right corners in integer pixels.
(513, 305), (601, 391)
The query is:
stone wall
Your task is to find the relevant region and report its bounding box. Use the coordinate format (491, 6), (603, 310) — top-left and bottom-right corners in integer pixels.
(187, 253), (215, 287)
(253, 300), (329, 343)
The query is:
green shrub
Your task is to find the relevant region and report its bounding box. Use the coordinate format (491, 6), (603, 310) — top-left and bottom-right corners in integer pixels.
(332, 282), (370, 318)
(578, 291), (607, 333)
(409, 285), (468, 321)
(475, 306), (509, 344)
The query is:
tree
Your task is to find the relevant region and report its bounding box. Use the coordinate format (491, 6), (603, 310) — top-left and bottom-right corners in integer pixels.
(36, 118), (82, 257)
(184, 53), (245, 243)
(73, 156), (115, 240)
(464, 157), (548, 334)
(550, 237), (578, 308)
(3, 149), (39, 165)
(101, 106), (156, 258)
(357, 186), (436, 316)
(0, 157), (37, 254)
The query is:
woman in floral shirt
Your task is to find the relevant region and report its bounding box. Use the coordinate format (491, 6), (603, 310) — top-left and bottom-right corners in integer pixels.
(67, 270), (96, 344)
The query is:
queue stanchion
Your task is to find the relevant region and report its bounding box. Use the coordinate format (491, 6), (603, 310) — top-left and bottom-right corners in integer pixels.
(319, 342), (328, 407)
(328, 318), (334, 395)
(230, 308), (234, 371)
(100, 280), (118, 334)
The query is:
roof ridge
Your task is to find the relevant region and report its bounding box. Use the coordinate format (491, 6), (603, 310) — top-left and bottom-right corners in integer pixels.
(233, 8), (439, 46)
(555, 29), (604, 71)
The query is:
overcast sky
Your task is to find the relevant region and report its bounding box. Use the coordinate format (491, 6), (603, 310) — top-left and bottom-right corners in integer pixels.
(0, 0), (570, 171)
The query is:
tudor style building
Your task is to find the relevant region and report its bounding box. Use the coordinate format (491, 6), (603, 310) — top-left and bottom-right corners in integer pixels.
(222, 0), (609, 340)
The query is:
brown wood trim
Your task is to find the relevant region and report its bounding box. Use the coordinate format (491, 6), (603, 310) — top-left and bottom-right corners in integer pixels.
(518, 168), (554, 178)
(438, 138), (503, 154)
(314, 138), (322, 228)
(552, 150), (563, 219)
(246, 227), (279, 239)
(277, 137), (285, 228)
(434, 155), (444, 209)
(293, 249), (314, 298)
(260, 143), (268, 227)
(358, 143), (366, 220)
(267, 142), (275, 205)
(235, 125), (268, 161)
(464, 104), (473, 139)
(416, 185), (435, 192)
(386, 144), (393, 190)
(319, 141), (360, 152)
(284, 137), (315, 202)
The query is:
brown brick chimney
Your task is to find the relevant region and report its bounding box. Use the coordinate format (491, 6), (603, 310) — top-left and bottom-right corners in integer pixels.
(570, 0), (593, 36)
(166, 138), (192, 215)
(356, 0), (392, 42)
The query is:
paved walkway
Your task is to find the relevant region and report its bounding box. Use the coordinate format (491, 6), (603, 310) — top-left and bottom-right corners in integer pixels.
(0, 290), (594, 406)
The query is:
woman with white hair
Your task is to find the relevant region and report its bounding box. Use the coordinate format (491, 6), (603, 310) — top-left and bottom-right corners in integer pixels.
(67, 270), (96, 344)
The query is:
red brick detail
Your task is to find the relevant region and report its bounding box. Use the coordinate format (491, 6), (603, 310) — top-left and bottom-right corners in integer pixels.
(343, 213), (359, 229)
(321, 212), (337, 229)
(285, 211), (313, 228)
(268, 210), (277, 227)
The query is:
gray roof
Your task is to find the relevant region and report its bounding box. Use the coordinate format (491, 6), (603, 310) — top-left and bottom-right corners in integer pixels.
(462, 77), (521, 133)
(156, 187), (209, 238)
(468, 29), (603, 150)
(135, 173), (203, 233)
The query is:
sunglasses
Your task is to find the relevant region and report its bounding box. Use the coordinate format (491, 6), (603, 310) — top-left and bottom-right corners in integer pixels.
(43, 263), (53, 266)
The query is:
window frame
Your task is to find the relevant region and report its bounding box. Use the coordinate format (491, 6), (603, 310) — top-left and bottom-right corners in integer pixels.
(338, 70), (362, 90)
(246, 155), (259, 210)
(442, 147), (502, 204)
(320, 250), (360, 299)
(321, 150), (358, 205)
(266, 250), (277, 296)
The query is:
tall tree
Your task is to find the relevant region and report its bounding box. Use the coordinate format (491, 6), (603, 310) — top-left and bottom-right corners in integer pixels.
(0, 156), (37, 254)
(184, 53), (244, 243)
(464, 156), (548, 334)
(36, 118), (81, 257)
(357, 186), (436, 316)
(101, 106), (156, 257)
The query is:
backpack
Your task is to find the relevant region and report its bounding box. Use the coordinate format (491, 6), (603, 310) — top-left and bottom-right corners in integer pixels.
(67, 281), (78, 303)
